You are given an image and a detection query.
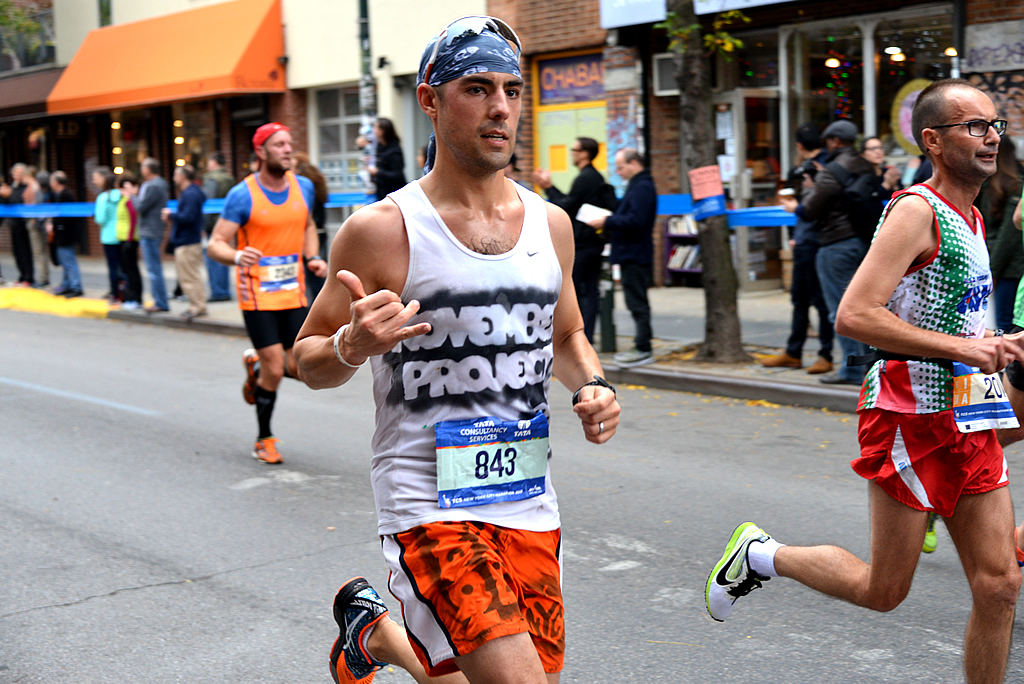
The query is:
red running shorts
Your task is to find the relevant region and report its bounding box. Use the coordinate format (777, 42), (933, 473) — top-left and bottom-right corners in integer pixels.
(852, 408), (1008, 518)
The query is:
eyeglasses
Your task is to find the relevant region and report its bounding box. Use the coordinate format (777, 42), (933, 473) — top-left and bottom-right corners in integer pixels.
(570, 147), (582, 152)
(931, 119), (1008, 137)
(422, 16), (522, 85)
(863, 145), (884, 151)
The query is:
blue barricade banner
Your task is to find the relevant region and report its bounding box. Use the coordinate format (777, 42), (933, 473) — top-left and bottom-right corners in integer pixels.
(0, 192), (375, 219)
(0, 191), (799, 228)
(693, 194), (727, 221)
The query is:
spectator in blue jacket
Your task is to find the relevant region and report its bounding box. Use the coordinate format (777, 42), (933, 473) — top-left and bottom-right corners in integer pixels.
(587, 148), (657, 366)
(162, 164), (207, 321)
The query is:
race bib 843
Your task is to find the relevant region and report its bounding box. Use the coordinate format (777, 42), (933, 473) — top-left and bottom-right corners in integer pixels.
(435, 412), (549, 509)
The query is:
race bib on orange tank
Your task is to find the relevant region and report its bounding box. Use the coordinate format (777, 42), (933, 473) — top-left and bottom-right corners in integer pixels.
(235, 172), (308, 311)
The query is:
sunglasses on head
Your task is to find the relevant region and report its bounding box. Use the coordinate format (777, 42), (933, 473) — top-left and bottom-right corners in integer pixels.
(422, 16), (521, 85)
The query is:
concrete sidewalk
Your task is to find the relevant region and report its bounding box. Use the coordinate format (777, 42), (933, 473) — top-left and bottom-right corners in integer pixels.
(0, 253), (859, 412)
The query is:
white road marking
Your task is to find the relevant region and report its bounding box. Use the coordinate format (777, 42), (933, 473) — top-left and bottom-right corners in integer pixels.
(0, 376), (161, 416)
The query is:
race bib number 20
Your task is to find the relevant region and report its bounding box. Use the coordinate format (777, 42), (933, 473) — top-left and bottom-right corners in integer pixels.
(952, 361), (1019, 433)
(435, 412), (549, 509)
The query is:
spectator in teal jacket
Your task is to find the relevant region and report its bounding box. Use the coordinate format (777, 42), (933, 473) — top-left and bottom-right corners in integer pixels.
(93, 166), (122, 303)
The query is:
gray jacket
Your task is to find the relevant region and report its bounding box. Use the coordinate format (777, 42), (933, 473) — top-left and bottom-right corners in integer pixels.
(136, 175), (169, 241)
(801, 146), (875, 246)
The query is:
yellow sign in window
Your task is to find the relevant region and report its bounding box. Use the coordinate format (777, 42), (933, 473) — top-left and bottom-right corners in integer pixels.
(549, 144), (568, 173)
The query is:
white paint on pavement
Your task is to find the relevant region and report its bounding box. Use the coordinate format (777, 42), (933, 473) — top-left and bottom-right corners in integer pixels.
(0, 376), (161, 416)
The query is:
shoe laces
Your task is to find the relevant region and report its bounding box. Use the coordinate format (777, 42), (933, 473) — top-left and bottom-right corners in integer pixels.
(728, 571), (769, 599)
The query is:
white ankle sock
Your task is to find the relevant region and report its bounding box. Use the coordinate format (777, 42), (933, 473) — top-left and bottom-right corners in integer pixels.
(747, 538), (784, 577)
(361, 621), (378, 655)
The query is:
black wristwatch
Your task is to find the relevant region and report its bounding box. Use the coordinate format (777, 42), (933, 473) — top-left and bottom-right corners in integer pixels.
(572, 375), (616, 406)
(303, 255), (325, 267)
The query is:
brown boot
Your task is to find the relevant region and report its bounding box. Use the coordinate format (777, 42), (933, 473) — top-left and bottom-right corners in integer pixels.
(805, 357), (834, 375)
(761, 352), (801, 368)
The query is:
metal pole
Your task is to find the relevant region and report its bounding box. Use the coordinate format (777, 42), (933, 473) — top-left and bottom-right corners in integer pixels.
(359, 0), (377, 192)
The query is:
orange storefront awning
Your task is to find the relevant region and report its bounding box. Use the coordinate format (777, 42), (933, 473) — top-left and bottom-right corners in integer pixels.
(47, 0), (286, 115)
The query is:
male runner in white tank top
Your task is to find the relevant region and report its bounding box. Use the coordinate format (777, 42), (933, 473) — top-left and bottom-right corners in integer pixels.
(294, 16), (620, 684)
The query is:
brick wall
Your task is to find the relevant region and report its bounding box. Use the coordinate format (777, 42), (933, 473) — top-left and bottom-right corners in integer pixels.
(490, 0), (605, 56)
(269, 89), (310, 155)
(967, 0), (1024, 24)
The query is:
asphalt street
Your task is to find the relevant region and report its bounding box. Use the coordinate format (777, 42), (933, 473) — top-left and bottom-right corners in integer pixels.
(4, 309), (1024, 682)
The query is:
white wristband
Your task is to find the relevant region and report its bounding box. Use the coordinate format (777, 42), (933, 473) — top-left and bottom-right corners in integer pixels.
(333, 324), (364, 369)
(233, 250), (243, 265)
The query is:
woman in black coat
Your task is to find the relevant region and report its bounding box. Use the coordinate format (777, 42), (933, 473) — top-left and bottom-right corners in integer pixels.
(370, 117), (407, 201)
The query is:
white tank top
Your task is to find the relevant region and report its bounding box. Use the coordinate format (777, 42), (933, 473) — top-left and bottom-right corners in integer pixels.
(369, 179), (562, 535)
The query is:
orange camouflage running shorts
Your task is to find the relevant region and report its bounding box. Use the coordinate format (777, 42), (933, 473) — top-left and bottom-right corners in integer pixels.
(382, 521), (564, 677)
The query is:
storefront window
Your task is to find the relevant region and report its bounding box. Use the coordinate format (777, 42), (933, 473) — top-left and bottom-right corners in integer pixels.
(796, 25), (865, 131)
(316, 87), (365, 192)
(171, 101), (216, 172)
(778, 6), (952, 170)
(737, 32), (779, 88)
(109, 109), (151, 177)
(876, 14), (952, 157)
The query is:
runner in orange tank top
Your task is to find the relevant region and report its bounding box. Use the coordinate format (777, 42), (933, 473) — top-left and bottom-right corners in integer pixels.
(208, 123), (328, 465)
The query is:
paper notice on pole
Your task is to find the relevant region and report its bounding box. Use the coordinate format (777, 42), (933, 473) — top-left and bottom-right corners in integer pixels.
(717, 155), (736, 181)
(576, 203), (612, 224)
(688, 165), (725, 201)
(716, 109), (733, 139)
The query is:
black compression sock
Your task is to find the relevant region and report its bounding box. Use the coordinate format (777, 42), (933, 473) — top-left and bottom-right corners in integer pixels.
(254, 385), (277, 440)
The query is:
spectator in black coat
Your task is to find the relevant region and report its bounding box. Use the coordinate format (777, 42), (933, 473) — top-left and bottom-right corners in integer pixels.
(533, 136), (610, 341)
(587, 149), (657, 365)
(46, 171), (83, 297)
(370, 117), (407, 201)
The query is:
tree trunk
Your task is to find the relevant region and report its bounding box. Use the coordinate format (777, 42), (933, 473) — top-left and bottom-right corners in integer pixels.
(672, 0), (750, 363)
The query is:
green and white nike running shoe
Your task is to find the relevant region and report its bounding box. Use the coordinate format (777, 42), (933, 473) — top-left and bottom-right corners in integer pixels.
(705, 522), (771, 622)
(922, 512), (939, 554)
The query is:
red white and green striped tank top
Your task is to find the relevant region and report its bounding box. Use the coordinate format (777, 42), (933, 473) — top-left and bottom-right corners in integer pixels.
(858, 184), (990, 414)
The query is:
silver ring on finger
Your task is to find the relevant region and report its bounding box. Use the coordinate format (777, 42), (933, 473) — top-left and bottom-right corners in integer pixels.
(599, 421), (605, 434)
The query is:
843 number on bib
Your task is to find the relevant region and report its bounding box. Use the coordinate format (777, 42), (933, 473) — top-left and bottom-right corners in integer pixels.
(435, 413), (548, 509)
(476, 447), (517, 480)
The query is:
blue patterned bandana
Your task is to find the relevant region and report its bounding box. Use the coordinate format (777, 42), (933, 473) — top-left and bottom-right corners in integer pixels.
(418, 18), (522, 173)
(418, 19), (521, 87)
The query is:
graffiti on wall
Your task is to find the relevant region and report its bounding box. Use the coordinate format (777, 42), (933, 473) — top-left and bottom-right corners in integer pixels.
(968, 72), (1024, 147)
(965, 21), (1024, 73)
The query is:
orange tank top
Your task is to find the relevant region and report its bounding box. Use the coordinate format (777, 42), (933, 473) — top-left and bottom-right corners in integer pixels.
(236, 171), (309, 311)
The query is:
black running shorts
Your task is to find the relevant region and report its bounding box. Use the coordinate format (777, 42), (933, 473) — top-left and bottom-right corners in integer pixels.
(242, 307), (309, 350)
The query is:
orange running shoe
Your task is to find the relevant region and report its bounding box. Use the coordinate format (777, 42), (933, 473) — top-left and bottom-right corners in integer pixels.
(252, 437), (283, 465)
(329, 577), (389, 684)
(242, 348), (259, 405)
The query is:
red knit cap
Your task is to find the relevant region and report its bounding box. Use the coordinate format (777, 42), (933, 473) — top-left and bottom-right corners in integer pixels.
(252, 122), (289, 151)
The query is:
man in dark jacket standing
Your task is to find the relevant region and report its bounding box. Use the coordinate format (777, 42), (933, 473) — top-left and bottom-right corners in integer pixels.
(137, 157), (170, 313)
(784, 120), (874, 385)
(588, 149), (657, 366)
(46, 171), (83, 297)
(163, 164), (207, 321)
(533, 136), (609, 341)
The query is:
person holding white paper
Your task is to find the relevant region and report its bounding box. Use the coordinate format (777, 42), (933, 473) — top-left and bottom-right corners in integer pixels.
(533, 137), (613, 342)
(587, 149), (657, 366)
